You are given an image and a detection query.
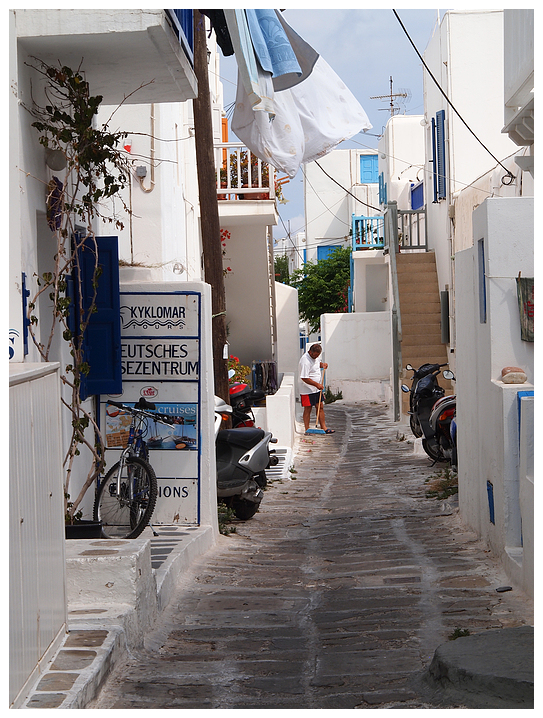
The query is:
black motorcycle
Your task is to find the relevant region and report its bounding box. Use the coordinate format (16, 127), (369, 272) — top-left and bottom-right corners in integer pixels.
(229, 382), (266, 428)
(214, 396), (277, 520)
(402, 362), (456, 463)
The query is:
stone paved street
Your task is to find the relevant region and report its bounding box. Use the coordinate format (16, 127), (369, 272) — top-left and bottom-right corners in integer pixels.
(89, 402), (533, 709)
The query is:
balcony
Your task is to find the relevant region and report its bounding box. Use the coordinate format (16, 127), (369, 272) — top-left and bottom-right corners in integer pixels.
(14, 9), (196, 105)
(215, 142), (279, 227)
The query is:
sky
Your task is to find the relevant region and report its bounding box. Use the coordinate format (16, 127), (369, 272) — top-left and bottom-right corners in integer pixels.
(216, 6), (444, 243)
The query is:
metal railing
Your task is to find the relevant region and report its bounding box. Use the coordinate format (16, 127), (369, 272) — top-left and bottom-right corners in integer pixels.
(352, 215), (385, 250)
(166, 9), (194, 64)
(398, 208), (427, 250)
(215, 143), (275, 200)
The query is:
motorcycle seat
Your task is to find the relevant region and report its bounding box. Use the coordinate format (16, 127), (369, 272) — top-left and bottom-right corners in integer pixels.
(217, 427), (265, 448)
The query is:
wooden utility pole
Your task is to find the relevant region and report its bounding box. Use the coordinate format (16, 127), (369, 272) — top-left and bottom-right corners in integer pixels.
(193, 10), (229, 402)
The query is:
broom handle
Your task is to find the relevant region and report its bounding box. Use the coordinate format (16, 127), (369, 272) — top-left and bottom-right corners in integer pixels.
(315, 369), (326, 428)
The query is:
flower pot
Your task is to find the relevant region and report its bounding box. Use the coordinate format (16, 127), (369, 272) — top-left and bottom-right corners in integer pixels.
(65, 520), (103, 539)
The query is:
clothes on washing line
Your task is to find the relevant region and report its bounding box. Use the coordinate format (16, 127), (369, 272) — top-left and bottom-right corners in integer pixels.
(252, 361), (278, 395)
(199, 10), (234, 56)
(245, 9), (302, 80)
(231, 10), (372, 178)
(224, 9), (275, 115)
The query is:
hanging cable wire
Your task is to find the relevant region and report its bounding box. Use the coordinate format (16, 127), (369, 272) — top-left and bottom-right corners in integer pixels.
(314, 161), (382, 213)
(301, 167), (351, 227)
(392, 9), (515, 185)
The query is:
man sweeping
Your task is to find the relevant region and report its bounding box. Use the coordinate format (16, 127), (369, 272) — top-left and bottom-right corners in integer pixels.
(298, 343), (334, 435)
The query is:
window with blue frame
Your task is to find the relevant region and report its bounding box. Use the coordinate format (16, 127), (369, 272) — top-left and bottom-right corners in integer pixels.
(410, 181), (424, 210)
(317, 245), (339, 262)
(360, 154), (379, 184)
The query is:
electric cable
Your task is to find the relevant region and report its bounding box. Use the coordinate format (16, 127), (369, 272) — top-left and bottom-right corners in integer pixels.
(392, 9), (516, 185)
(301, 167), (351, 227)
(314, 161), (382, 213)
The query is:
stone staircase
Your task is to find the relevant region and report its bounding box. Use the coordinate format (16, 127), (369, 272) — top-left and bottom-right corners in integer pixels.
(395, 251), (450, 415)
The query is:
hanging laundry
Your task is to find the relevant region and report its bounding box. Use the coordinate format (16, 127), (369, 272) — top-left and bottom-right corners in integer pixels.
(245, 9), (302, 79)
(199, 10), (234, 57)
(224, 9), (275, 115)
(231, 10), (372, 178)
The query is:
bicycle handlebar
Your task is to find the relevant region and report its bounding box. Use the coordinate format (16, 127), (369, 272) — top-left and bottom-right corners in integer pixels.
(106, 399), (174, 425)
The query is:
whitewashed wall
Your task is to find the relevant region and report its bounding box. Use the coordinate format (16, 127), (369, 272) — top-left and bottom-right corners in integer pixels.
(455, 197), (533, 597)
(275, 281), (300, 376)
(222, 223), (275, 368)
(378, 115), (425, 210)
(9, 363), (67, 707)
(321, 312), (392, 403)
(423, 11), (518, 306)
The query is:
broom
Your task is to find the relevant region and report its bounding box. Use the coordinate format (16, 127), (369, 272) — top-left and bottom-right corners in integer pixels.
(305, 369), (326, 435)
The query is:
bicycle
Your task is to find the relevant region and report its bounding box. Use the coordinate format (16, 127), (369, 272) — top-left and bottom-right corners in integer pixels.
(94, 397), (174, 539)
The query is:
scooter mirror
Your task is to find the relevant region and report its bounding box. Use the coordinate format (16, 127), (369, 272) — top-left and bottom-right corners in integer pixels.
(442, 369), (455, 381)
(401, 384), (410, 393)
(405, 364), (413, 371)
(228, 369), (236, 379)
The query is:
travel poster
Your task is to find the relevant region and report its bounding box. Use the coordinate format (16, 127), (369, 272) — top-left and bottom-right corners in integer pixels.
(105, 402), (198, 451)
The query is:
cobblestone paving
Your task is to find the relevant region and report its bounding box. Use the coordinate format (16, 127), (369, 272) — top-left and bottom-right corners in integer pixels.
(90, 403), (533, 709)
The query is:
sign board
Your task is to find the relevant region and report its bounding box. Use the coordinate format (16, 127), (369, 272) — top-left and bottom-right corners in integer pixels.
(101, 290), (202, 525)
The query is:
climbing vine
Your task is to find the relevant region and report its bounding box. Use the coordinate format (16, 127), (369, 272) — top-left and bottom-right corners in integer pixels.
(24, 58), (135, 520)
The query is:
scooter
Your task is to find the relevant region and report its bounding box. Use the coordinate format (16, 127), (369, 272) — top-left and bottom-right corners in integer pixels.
(214, 396), (277, 520)
(229, 381), (266, 428)
(401, 362), (456, 464)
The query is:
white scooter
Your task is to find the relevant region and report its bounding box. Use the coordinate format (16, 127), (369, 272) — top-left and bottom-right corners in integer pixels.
(214, 396), (277, 520)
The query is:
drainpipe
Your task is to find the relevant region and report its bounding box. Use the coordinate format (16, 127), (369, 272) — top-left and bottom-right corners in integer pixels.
(137, 104), (156, 193)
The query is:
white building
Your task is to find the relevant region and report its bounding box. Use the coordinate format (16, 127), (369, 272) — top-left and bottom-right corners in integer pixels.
(9, 9), (297, 706)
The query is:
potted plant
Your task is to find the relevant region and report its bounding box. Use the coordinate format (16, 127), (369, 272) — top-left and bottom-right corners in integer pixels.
(219, 150), (284, 201)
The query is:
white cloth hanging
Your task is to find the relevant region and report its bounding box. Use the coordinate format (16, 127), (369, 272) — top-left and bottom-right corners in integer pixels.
(232, 55), (372, 178)
(231, 12), (372, 178)
(224, 9), (275, 115)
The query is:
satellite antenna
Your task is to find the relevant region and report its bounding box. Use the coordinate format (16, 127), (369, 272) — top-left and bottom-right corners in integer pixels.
(370, 76), (410, 118)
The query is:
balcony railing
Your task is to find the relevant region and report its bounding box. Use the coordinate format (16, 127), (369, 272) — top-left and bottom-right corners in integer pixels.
(215, 143), (275, 200)
(352, 210), (427, 252)
(352, 215), (385, 250)
(166, 9), (194, 64)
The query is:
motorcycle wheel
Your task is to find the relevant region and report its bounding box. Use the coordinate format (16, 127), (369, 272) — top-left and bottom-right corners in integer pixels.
(410, 414), (423, 438)
(232, 497), (260, 520)
(422, 438), (445, 462)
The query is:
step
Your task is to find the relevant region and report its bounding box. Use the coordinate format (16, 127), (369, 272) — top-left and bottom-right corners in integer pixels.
(401, 327), (443, 341)
(396, 251), (436, 264)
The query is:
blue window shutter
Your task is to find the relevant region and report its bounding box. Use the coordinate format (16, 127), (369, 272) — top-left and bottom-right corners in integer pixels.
(410, 182), (424, 210)
(317, 245), (338, 261)
(76, 235), (122, 400)
(360, 155), (379, 184)
(435, 110), (446, 199)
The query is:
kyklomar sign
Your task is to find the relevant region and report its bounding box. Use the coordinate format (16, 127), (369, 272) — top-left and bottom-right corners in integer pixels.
(120, 293), (199, 336)
(119, 292), (200, 380)
(102, 289), (203, 524)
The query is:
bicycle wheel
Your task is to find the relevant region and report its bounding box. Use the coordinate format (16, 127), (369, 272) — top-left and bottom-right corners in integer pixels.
(94, 456), (157, 539)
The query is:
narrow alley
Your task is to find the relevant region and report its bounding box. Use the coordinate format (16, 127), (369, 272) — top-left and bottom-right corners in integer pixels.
(89, 402), (533, 709)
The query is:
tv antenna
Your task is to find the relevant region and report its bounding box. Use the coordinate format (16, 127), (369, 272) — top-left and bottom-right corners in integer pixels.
(370, 76), (411, 117)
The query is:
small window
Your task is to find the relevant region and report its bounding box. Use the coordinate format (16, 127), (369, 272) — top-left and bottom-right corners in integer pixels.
(317, 245), (338, 262)
(360, 154), (379, 184)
